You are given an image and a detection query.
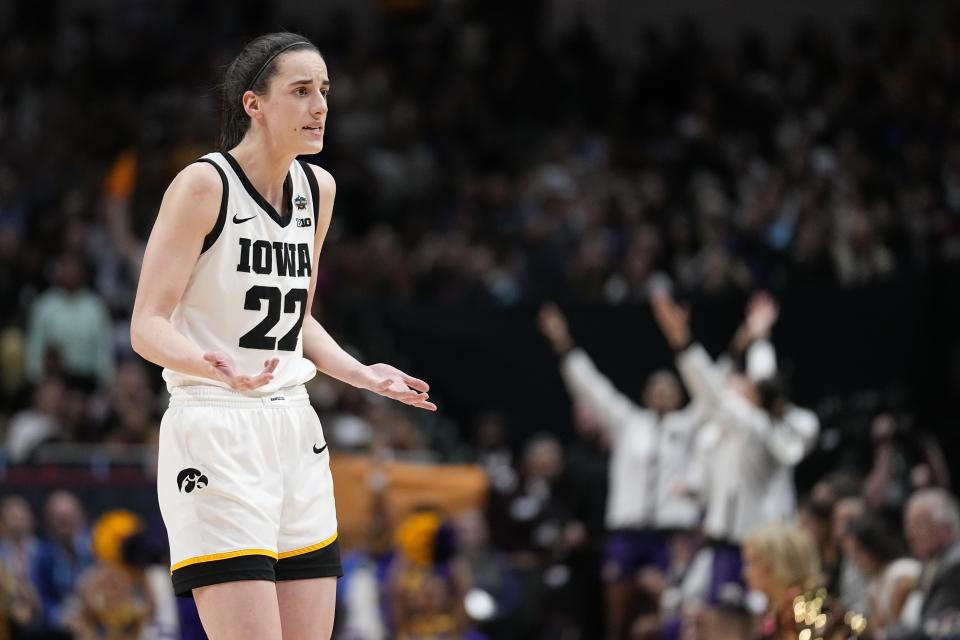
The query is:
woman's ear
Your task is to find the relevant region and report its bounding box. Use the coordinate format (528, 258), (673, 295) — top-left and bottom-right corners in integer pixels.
(241, 90), (261, 120)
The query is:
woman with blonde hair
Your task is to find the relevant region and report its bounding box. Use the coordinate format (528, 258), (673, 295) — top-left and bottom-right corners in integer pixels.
(743, 525), (867, 640)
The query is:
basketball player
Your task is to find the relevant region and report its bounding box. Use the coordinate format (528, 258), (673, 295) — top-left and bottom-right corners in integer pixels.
(130, 33), (435, 639)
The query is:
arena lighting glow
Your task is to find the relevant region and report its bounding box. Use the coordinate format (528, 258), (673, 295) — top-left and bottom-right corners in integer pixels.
(464, 588), (497, 621)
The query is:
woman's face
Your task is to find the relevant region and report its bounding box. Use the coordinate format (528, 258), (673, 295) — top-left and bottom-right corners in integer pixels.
(847, 537), (881, 577)
(248, 49), (329, 155)
(742, 542), (773, 596)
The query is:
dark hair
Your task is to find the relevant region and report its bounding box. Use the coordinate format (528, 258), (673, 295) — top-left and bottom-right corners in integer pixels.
(799, 495), (834, 524)
(848, 513), (906, 565)
(218, 32), (320, 151)
(757, 373), (790, 418)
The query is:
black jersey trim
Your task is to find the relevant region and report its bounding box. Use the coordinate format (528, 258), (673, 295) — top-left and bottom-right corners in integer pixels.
(298, 159), (321, 229)
(222, 151), (293, 228)
(196, 159), (228, 254)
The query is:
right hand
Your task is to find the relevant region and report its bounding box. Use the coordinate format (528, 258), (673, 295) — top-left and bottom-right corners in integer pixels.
(204, 352), (279, 391)
(538, 303), (573, 353)
(651, 291), (691, 349)
(745, 291), (779, 340)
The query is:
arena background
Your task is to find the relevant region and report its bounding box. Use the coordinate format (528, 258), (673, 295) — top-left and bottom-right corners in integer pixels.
(1, 0), (960, 638)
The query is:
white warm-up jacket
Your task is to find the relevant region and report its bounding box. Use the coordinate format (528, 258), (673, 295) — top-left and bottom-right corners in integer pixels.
(561, 349), (702, 531)
(677, 343), (819, 544)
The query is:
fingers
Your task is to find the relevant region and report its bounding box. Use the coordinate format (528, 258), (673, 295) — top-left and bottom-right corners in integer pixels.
(232, 371), (274, 391)
(204, 352), (227, 367)
(412, 399), (438, 411)
(375, 382), (437, 411)
(399, 390), (437, 411)
(204, 352), (277, 391)
(399, 372), (429, 392)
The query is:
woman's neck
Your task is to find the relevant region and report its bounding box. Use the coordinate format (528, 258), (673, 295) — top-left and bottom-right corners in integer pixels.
(230, 135), (296, 209)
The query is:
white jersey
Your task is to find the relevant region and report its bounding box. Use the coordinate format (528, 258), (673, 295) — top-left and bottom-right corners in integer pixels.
(560, 349), (702, 531)
(678, 343), (819, 543)
(163, 151), (320, 394)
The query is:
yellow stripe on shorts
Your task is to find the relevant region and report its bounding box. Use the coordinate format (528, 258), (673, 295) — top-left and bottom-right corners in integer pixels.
(171, 548), (279, 573)
(277, 532), (338, 559)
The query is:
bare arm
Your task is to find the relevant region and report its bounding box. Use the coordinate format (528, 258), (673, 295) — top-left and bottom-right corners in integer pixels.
(301, 165), (435, 411)
(888, 574), (917, 624)
(538, 303), (638, 437)
(130, 163), (277, 390)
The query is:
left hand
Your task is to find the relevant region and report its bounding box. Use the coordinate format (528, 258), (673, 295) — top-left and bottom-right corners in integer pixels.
(359, 363), (437, 411)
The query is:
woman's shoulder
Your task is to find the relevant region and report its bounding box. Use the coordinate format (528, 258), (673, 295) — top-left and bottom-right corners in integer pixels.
(300, 161), (336, 194)
(168, 160), (223, 199)
(152, 160), (224, 234)
(884, 557), (922, 582)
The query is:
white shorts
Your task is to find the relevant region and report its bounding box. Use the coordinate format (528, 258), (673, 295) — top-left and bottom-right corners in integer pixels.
(157, 384), (341, 596)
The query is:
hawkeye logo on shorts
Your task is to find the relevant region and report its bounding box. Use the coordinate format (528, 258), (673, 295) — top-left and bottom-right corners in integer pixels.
(177, 468), (209, 494)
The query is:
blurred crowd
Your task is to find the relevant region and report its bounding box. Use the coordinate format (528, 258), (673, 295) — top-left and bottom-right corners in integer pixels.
(1, 291), (957, 639)
(2, 0), (960, 638)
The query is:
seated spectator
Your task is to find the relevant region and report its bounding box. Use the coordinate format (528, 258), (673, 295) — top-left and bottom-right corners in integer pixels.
(94, 357), (159, 445)
(4, 377), (67, 463)
(0, 496), (42, 634)
(845, 513), (920, 631)
(742, 525), (867, 639)
(884, 489), (960, 639)
(24, 252), (114, 393)
(68, 565), (148, 640)
(387, 508), (465, 639)
(830, 496), (871, 615)
(797, 495), (835, 576)
(30, 490), (93, 636)
(67, 510), (151, 640)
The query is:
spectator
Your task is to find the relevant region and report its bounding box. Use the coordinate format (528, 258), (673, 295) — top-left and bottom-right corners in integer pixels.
(486, 434), (574, 637)
(830, 496), (871, 615)
(652, 290), (819, 616)
(0, 496), (42, 634)
(472, 412), (515, 494)
(558, 402), (609, 636)
(386, 508), (464, 640)
(31, 490), (93, 636)
(538, 303), (701, 640)
(885, 489), (960, 639)
(4, 377), (67, 463)
(742, 524), (866, 639)
(797, 495), (835, 577)
(95, 357), (159, 444)
(67, 510), (151, 640)
(24, 253), (114, 392)
(846, 513), (921, 631)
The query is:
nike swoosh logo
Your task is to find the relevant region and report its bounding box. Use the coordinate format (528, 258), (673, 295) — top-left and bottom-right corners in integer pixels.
(233, 213), (257, 223)
(313, 443), (328, 454)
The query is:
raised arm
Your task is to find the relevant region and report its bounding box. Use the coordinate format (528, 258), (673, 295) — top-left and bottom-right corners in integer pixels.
(650, 292), (724, 406)
(130, 163), (278, 390)
(538, 303), (638, 435)
(653, 291), (816, 464)
(300, 165), (435, 411)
